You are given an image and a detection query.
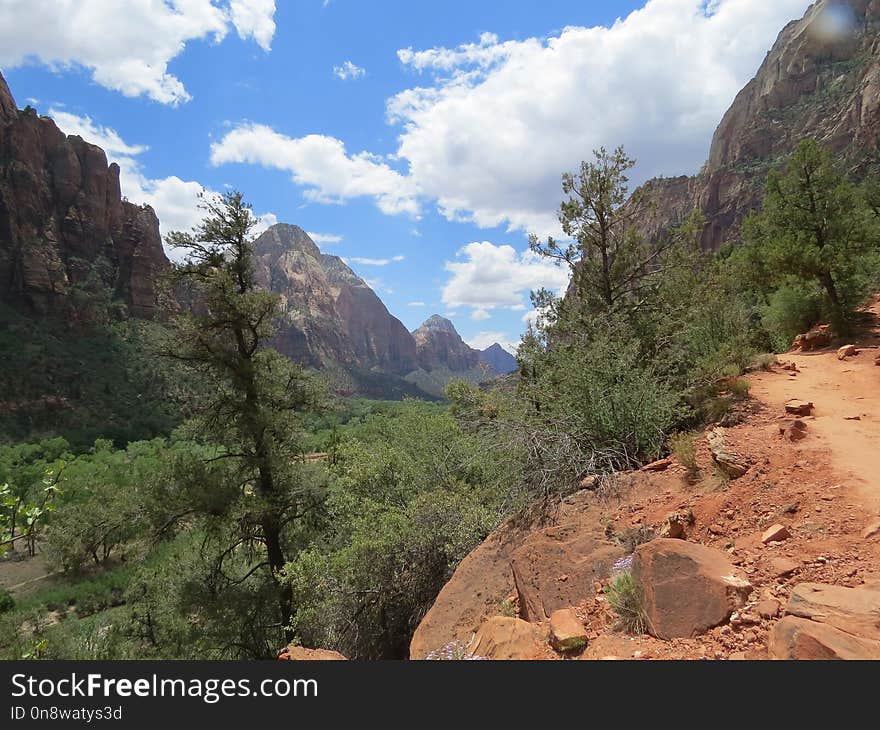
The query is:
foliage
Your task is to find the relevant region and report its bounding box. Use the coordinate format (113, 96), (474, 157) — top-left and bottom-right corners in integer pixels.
(760, 284), (823, 352)
(741, 139), (880, 331)
(425, 640), (486, 660)
(285, 401), (512, 659)
(604, 569), (647, 634)
(0, 588), (14, 615)
(0, 304), (194, 449)
(458, 147), (749, 495)
(153, 190), (328, 655)
(668, 432), (698, 480)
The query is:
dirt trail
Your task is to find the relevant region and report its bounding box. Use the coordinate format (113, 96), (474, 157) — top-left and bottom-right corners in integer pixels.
(750, 301), (880, 513)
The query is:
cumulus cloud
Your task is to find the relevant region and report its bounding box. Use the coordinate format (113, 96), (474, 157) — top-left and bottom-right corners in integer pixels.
(48, 109), (274, 256)
(307, 232), (344, 245)
(407, 301), (426, 307)
(0, 0), (277, 105)
(333, 60), (366, 80)
(229, 0), (277, 51)
(387, 0), (810, 234)
(251, 211), (278, 236)
(442, 241), (569, 317)
(210, 123), (420, 216)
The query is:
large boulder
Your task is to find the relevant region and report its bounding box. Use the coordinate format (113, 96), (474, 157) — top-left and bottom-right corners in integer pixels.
(769, 617), (880, 660)
(466, 617), (545, 660)
(785, 583), (880, 641)
(633, 539), (752, 639)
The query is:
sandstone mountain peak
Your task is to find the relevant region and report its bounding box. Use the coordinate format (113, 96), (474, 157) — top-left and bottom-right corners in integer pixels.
(412, 313), (479, 373)
(415, 314), (459, 334)
(252, 223), (419, 382)
(478, 342), (518, 375)
(256, 223), (321, 258)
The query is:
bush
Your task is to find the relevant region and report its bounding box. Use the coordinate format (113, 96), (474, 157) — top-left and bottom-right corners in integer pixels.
(604, 569), (647, 634)
(0, 588), (14, 614)
(730, 378), (750, 398)
(668, 432), (699, 480)
(761, 285), (823, 352)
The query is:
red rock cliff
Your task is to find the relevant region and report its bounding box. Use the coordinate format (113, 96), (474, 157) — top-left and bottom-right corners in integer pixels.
(0, 71), (168, 318)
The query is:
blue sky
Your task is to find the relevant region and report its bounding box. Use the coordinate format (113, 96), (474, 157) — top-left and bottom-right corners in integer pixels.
(0, 0), (811, 352)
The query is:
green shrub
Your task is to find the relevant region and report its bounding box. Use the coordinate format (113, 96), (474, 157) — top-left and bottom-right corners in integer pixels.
(751, 353), (777, 371)
(604, 569), (647, 634)
(761, 285), (822, 352)
(730, 378), (750, 398)
(668, 432), (699, 479)
(0, 587), (14, 615)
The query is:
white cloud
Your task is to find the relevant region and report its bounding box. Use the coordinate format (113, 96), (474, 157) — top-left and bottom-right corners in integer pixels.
(387, 0), (811, 235)
(0, 1), (277, 105)
(203, 1), (809, 230)
(48, 108), (275, 257)
(467, 331), (518, 354)
(333, 60), (366, 80)
(442, 241), (569, 317)
(307, 232), (344, 245)
(210, 123), (420, 216)
(345, 255), (405, 266)
(251, 211), (278, 236)
(471, 309), (491, 321)
(522, 310), (539, 327)
(47, 108), (148, 157)
(408, 301), (426, 307)
(229, 0), (277, 51)
(364, 278), (393, 295)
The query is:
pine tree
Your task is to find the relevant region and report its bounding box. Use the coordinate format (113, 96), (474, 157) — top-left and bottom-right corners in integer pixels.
(162, 191), (324, 648)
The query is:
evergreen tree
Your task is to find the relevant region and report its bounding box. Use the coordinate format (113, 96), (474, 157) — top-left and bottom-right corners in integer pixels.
(743, 139), (879, 328)
(161, 191), (325, 650)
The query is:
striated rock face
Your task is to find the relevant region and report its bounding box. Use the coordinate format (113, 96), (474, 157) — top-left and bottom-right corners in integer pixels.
(412, 315), (481, 372)
(0, 71), (167, 318)
(636, 0), (880, 250)
(253, 223), (419, 374)
(478, 342), (518, 375)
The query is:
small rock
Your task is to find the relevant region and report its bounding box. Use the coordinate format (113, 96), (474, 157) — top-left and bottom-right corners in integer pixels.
(642, 457), (672, 472)
(785, 400), (814, 416)
(757, 599), (781, 619)
(708, 524), (725, 535)
(467, 617), (544, 660)
(578, 475), (599, 490)
(279, 646), (347, 661)
(770, 617), (880, 659)
(837, 344), (859, 361)
(762, 524), (792, 544)
(549, 609), (589, 653)
(862, 519), (880, 540)
(782, 420), (808, 441)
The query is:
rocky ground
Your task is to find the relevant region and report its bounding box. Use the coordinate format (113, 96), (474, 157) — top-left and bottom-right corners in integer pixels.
(408, 300), (880, 661)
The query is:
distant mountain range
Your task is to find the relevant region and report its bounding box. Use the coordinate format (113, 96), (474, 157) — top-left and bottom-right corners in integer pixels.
(253, 223), (517, 398)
